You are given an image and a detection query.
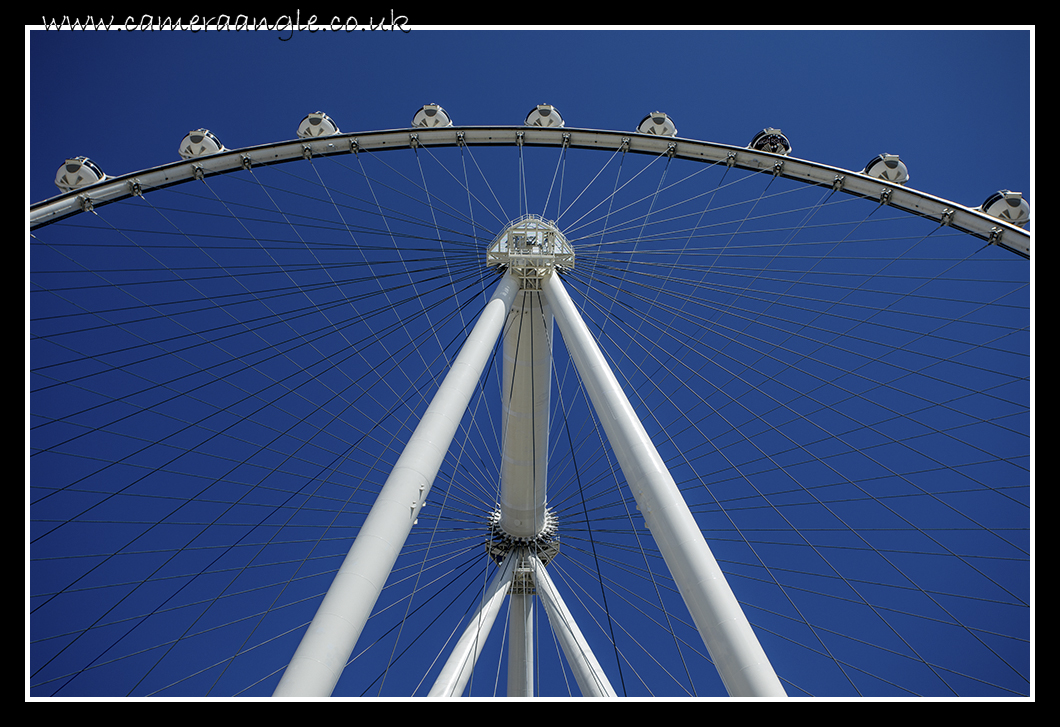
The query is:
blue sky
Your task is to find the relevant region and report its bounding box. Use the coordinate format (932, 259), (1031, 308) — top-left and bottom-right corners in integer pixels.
(28, 26), (1033, 699)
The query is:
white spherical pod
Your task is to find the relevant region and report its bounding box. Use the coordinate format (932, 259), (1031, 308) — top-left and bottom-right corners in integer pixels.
(862, 154), (910, 185)
(179, 129), (226, 159)
(297, 112), (340, 138)
(54, 156), (106, 192)
(637, 112), (677, 137)
(749, 128), (792, 156)
(411, 103), (453, 128)
(525, 104), (564, 128)
(979, 190), (1030, 227)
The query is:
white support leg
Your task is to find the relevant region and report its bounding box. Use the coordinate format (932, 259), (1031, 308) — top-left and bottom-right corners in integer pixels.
(529, 553), (616, 697)
(273, 272), (520, 698)
(499, 291), (553, 539)
(541, 273), (787, 698)
(507, 557), (534, 697)
(429, 551), (518, 697)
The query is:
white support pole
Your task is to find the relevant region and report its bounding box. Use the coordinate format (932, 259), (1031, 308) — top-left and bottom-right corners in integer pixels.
(429, 551), (518, 697)
(273, 272), (520, 698)
(498, 291), (552, 697)
(498, 291), (552, 538)
(507, 553), (534, 697)
(529, 553), (616, 697)
(541, 273), (787, 698)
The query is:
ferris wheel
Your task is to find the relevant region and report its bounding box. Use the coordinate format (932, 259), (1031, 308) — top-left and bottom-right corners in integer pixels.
(29, 103), (1031, 698)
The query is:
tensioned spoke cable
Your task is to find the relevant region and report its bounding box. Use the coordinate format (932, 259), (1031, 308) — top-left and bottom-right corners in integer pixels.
(33, 381), (493, 695)
(564, 267), (1027, 688)
(580, 261), (1028, 458)
(409, 141), (510, 239)
(407, 339), (513, 695)
(545, 304), (630, 696)
(352, 150), (464, 377)
(559, 148), (728, 243)
(413, 146), (470, 336)
(571, 148), (671, 317)
(541, 318), (707, 695)
(602, 288), (1030, 589)
(37, 365), (379, 693)
(565, 271), (988, 692)
(568, 195), (991, 680)
(199, 358), (469, 696)
(139, 416), (387, 697)
(30, 260), (492, 511)
(227, 154), (494, 253)
(544, 556), (699, 696)
(554, 145), (624, 229)
(721, 567), (1027, 696)
(34, 210), (398, 491)
(453, 141), (510, 229)
(602, 290), (1029, 532)
(596, 152), (677, 332)
(351, 548), (486, 696)
(566, 166), (811, 254)
(303, 153), (504, 468)
(582, 250), (1028, 351)
(580, 268), (1026, 568)
(30, 260), (479, 447)
(149, 540), (487, 697)
(561, 273), (865, 692)
(585, 191), (1028, 488)
(237, 165), (456, 401)
(372, 306), (505, 695)
(303, 156), (461, 393)
(31, 239), (498, 695)
(656, 197), (972, 400)
(160, 283), (503, 693)
(37, 281), (476, 648)
(339, 142), (500, 243)
(199, 266), (513, 694)
(615, 164), (759, 373)
(537, 140), (568, 222)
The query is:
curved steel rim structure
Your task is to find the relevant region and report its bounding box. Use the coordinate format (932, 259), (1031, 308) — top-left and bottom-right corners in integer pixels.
(31, 125), (1030, 259)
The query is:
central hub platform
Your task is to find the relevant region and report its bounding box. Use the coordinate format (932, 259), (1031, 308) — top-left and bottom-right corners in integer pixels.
(486, 214), (574, 289)
(486, 507), (560, 572)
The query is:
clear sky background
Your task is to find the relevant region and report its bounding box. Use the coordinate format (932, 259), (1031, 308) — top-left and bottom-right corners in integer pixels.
(28, 25), (1033, 699)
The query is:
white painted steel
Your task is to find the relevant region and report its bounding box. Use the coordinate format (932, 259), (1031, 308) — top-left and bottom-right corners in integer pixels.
(507, 591), (534, 697)
(530, 553), (616, 697)
(499, 291), (553, 538)
(272, 272), (520, 698)
(541, 272), (787, 698)
(30, 127), (1030, 258)
(429, 551), (517, 697)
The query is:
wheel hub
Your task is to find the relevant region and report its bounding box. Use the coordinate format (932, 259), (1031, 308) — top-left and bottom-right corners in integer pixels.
(485, 214), (574, 289)
(486, 506), (559, 567)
